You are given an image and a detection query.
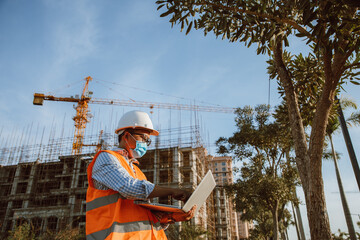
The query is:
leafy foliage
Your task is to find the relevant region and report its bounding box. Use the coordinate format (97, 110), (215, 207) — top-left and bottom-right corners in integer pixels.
(38, 228), (85, 240)
(7, 223), (35, 240)
(268, 50), (326, 126)
(217, 105), (299, 239)
(346, 111), (360, 127)
(332, 229), (360, 240)
(166, 221), (208, 240)
(157, 0), (360, 82)
(6, 223), (85, 240)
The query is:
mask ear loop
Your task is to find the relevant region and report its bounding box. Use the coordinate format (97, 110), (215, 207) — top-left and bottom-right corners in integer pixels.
(123, 132), (135, 158)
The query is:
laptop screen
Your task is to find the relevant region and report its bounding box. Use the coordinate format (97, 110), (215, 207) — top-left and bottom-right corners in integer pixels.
(135, 170), (216, 214)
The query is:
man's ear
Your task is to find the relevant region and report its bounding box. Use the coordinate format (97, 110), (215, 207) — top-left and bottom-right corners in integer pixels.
(118, 131), (127, 145)
(123, 132), (132, 144)
(123, 131), (129, 139)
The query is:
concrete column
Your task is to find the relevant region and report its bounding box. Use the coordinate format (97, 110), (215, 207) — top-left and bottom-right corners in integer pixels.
(154, 150), (158, 185)
(56, 217), (60, 232)
(2, 166), (22, 232)
(69, 156), (82, 226)
(232, 211), (239, 240)
(11, 219), (15, 231)
(60, 159), (68, 189)
(223, 189), (231, 239)
(25, 163), (36, 194)
(71, 157), (81, 189)
(215, 187), (222, 239)
(42, 217), (48, 232)
(190, 151), (197, 186)
(23, 163), (37, 208)
(1, 201), (13, 232)
(173, 148), (180, 184)
(39, 218), (45, 235)
(10, 165), (22, 195)
(202, 200), (208, 230)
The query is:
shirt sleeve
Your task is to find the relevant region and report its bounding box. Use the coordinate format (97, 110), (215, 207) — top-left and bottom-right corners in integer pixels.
(92, 151), (155, 200)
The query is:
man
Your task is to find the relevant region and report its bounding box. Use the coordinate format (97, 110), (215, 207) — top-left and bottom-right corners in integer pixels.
(86, 110), (196, 240)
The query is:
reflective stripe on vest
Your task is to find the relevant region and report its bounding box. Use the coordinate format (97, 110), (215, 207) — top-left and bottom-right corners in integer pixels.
(86, 220), (163, 240)
(86, 193), (124, 211)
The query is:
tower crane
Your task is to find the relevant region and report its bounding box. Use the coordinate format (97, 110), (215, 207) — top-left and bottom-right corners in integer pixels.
(33, 76), (235, 155)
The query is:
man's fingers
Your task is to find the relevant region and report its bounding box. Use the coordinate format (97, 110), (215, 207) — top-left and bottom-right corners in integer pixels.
(186, 206), (196, 220)
(188, 205), (197, 214)
(186, 205), (197, 219)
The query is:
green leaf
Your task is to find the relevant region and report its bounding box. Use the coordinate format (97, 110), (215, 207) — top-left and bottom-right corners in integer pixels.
(284, 37), (289, 47)
(157, 4), (165, 11)
(186, 21), (193, 35)
(160, 10), (172, 18)
(350, 80), (360, 85)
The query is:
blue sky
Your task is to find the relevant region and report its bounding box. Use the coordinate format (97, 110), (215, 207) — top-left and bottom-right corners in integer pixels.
(0, 0), (359, 238)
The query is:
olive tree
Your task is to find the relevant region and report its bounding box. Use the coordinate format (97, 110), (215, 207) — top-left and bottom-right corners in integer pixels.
(217, 105), (299, 240)
(156, 1), (360, 239)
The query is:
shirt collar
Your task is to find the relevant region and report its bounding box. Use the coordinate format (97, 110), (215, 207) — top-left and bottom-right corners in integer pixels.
(112, 147), (140, 165)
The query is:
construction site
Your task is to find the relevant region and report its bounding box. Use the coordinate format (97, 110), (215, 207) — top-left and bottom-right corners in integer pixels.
(0, 77), (251, 239)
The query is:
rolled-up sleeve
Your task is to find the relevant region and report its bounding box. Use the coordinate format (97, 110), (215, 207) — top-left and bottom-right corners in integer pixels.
(92, 152), (154, 200)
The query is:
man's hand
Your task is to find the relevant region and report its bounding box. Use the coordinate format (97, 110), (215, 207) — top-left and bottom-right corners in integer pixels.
(171, 205), (196, 222)
(171, 188), (192, 202)
(148, 186), (192, 202)
(160, 205), (197, 224)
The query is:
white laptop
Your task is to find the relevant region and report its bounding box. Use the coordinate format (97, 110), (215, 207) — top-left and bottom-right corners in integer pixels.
(135, 170), (216, 214)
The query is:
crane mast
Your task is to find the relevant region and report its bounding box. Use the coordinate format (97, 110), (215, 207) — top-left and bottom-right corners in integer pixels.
(33, 76), (235, 155)
(34, 76), (93, 155)
(72, 76), (92, 155)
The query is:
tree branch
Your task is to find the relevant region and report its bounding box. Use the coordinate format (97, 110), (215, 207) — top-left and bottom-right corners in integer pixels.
(275, 151), (284, 173)
(332, 7), (358, 79)
(273, 38), (310, 195)
(343, 62), (360, 71)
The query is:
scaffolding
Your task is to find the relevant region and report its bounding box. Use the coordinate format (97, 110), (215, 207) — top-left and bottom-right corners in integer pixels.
(0, 125), (205, 166)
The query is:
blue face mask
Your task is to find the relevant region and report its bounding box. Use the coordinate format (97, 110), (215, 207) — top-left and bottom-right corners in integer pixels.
(132, 141), (147, 158)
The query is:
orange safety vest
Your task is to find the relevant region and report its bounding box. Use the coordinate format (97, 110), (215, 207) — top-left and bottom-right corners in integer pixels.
(86, 150), (167, 240)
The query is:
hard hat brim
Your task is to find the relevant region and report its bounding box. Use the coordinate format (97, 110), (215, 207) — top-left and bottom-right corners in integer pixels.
(115, 126), (159, 136)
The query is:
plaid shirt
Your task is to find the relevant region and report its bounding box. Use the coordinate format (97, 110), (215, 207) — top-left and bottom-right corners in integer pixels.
(92, 148), (155, 200)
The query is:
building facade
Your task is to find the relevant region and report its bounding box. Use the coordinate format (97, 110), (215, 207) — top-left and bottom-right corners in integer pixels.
(207, 156), (251, 240)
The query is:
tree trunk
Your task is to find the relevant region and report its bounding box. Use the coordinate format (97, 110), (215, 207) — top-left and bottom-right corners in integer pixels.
(328, 133), (357, 240)
(294, 195), (306, 240)
(306, 174), (331, 240)
(273, 38), (332, 239)
(291, 202), (301, 240)
(336, 97), (360, 190)
(272, 201), (279, 240)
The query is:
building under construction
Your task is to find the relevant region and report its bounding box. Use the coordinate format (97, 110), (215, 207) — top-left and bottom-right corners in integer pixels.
(0, 76), (254, 238)
(0, 146), (216, 238)
(0, 125), (250, 239)
(207, 156), (253, 239)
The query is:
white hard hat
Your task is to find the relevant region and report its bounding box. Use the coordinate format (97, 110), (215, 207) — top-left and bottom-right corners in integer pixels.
(115, 110), (159, 136)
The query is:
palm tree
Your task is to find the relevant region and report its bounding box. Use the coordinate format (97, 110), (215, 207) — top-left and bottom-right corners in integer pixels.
(336, 96), (360, 190)
(325, 98), (360, 240)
